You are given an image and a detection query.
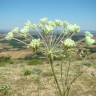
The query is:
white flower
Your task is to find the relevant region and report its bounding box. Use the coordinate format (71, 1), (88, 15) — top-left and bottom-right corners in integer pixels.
(21, 26), (29, 32)
(38, 23), (43, 28)
(85, 31), (93, 37)
(12, 27), (19, 33)
(44, 25), (54, 33)
(20, 24), (31, 37)
(48, 21), (56, 27)
(63, 21), (69, 28)
(20, 21), (32, 35)
(39, 24), (54, 34)
(5, 32), (14, 40)
(85, 36), (95, 45)
(31, 24), (37, 30)
(28, 39), (40, 48)
(55, 19), (63, 26)
(24, 20), (32, 28)
(67, 24), (80, 33)
(40, 17), (48, 24)
(64, 38), (76, 47)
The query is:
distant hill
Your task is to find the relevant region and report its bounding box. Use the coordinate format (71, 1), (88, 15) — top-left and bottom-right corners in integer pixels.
(0, 30), (96, 41)
(0, 30), (96, 34)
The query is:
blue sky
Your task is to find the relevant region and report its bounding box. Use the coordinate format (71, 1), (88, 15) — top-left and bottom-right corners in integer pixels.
(0, 0), (96, 31)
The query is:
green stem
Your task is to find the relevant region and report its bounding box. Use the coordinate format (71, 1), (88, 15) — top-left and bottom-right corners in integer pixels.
(49, 54), (62, 96)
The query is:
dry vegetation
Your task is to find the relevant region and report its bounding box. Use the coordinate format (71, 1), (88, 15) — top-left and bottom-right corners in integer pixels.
(0, 57), (96, 96)
(0, 35), (96, 96)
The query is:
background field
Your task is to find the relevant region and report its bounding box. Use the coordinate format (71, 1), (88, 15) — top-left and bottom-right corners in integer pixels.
(0, 33), (96, 96)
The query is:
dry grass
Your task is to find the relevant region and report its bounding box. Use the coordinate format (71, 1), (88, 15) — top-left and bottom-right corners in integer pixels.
(0, 49), (33, 59)
(0, 59), (96, 96)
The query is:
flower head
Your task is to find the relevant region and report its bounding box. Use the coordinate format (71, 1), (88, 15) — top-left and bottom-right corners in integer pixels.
(38, 24), (54, 34)
(44, 25), (54, 33)
(54, 19), (63, 26)
(63, 38), (76, 47)
(85, 36), (95, 45)
(5, 32), (14, 40)
(24, 20), (32, 28)
(67, 24), (80, 33)
(31, 24), (37, 30)
(20, 22), (31, 38)
(85, 31), (93, 37)
(28, 39), (40, 48)
(12, 27), (19, 33)
(48, 21), (56, 27)
(40, 17), (48, 24)
(63, 21), (69, 28)
(20, 28), (29, 38)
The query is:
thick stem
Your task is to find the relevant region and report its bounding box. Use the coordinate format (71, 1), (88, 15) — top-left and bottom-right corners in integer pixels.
(48, 54), (62, 96)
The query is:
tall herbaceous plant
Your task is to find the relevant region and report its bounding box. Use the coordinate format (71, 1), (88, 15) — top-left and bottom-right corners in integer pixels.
(5, 18), (96, 96)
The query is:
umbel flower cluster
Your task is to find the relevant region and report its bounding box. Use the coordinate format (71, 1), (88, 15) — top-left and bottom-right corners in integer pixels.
(5, 17), (96, 56)
(85, 31), (95, 45)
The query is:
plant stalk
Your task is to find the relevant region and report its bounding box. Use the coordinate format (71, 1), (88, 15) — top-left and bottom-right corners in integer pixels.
(48, 54), (62, 96)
